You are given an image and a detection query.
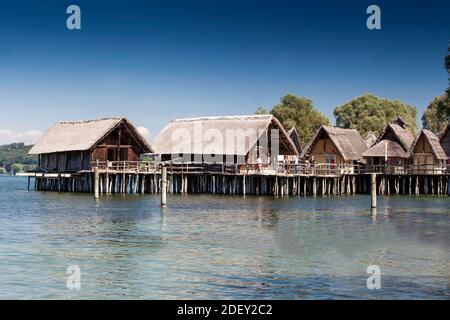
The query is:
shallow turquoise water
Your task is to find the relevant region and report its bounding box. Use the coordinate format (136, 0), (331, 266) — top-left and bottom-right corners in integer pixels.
(0, 175), (449, 299)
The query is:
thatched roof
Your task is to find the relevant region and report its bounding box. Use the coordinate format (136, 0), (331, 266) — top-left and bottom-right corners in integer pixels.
(301, 126), (367, 161)
(407, 129), (447, 160)
(375, 117), (415, 151)
(364, 132), (377, 148)
(152, 115), (298, 156)
(29, 118), (153, 155)
(439, 124), (449, 141)
(287, 127), (302, 155)
(361, 140), (408, 158)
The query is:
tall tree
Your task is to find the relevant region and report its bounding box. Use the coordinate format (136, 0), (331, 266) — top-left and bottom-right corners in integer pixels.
(256, 94), (330, 146)
(334, 93), (417, 137)
(422, 92), (450, 133)
(255, 107), (270, 115)
(422, 46), (450, 132)
(446, 45), (450, 95)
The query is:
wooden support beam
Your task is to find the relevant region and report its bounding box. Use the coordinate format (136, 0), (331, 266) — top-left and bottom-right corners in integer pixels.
(94, 167), (99, 199)
(371, 173), (377, 209)
(161, 165), (167, 206)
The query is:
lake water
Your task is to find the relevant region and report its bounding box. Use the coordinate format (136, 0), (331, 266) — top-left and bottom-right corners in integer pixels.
(0, 175), (449, 299)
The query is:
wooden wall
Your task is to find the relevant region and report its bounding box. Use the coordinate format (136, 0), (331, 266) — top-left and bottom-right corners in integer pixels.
(40, 151), (91, 172)
(38, 122), (144, 172)
(309, 138), (345, 164)
(441, 130), (450, 164)
(91, 124), (140, 162)
(411, 135), (438, 165)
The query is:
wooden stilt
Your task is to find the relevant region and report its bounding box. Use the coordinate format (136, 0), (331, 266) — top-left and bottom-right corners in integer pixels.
(312, 177), (317, 197)
(371, 173), (377, 209)
(94, 167), (99, 199)
(161, 166), (167, 206)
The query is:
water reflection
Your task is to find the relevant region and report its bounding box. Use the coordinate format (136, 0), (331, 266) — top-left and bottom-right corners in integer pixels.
(0, 176), (449, 299)
(370, 207), (377, 218)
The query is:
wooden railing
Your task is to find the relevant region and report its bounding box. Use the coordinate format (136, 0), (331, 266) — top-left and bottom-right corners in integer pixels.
(91, 161), (450, 176)
(358, 164), (449, 175)
(92, 161), (159, 173)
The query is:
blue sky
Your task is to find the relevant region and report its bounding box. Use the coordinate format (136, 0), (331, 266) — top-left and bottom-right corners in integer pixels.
(0, 0), (449, 144)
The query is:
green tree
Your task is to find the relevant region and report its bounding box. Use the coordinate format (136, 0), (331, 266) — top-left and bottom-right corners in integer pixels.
(334, 93), (417, 137)
(446, 45), (450, 94)
(422, 47), (450, 132)
(256, 94), (330, 146)
(422, 92), (450, 133)
(10, 163), (24, 173)
(255, 107), (270, 115)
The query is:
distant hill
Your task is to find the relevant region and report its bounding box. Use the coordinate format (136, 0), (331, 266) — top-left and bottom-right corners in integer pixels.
(0, 143), (37, 173)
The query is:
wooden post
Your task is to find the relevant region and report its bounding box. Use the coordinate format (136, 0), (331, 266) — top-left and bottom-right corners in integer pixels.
(371, 173), (377, 209)
(415, 176), (420, 195)
(303, 178), (306, 196)
(448, 176), (450, 196)
(94, 167), (99, 199)
(105, 173), (109, 195)
(352, 176), (356, 195)
(243, 174), (246, 196)
(161, 165), (167, 206)
(312, 177), (317, 197)
(27, 176), (31, 191)
(409, 176), (412, 195)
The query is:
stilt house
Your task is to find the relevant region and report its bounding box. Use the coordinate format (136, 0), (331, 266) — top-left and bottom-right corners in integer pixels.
(152, 115), (298, 166)
(301, 125), (368, 172)
(29, 118), (153, 172)
(361, 117), (415, 167)
(408, 128), (447, 173)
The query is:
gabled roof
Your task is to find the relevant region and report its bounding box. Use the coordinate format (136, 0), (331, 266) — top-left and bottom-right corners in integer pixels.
(152, 115), (298, 156)
(29, 118), (153, 155)
(407, 129), (447, 160)
(287, 127), (302, 155)
(361, 140), (408, 158)
(375, 117), (415, 152)
(439, 124), (449, 141)
(301, 126), (367, 161)
(364, 132), (377, 148)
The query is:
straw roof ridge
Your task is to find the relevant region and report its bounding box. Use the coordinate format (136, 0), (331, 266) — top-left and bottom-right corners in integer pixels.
(364, 132), (377, 148)
(439, 124), (449, 141)
(171, 114), (273, 123)
(407, 129), (447, 160)
(56, 117), (124, 124)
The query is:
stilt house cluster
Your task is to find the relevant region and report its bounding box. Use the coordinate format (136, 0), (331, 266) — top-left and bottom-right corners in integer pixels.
(26, 114), (450, 196)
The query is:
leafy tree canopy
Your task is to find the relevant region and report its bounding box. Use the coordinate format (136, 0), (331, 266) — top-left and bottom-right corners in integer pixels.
(333, 93), (417, 137)
(422, 92), (450, 134)
(446, 45), (450, 94)
(256, 94), (330, 146)
(0, 143), (37, 172)
(255, 107), (270, 115)
(10, 163), (24, 174)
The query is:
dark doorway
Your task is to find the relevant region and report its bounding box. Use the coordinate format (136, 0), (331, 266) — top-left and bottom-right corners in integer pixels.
(120, 148), (129, 161)
(107, 148), (117, 161)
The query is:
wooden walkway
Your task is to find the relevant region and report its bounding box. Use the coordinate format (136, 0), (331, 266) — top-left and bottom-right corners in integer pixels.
(21, 161), (450, 196)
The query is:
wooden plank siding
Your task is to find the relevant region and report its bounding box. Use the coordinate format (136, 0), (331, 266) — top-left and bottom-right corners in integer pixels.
(441, 128), (450, 164)
(35, 120), (151, 173)
(309, 137), (345, 165)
